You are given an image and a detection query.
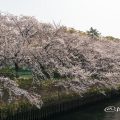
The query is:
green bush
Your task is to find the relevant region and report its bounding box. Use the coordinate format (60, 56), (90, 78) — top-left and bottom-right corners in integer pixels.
(0, 67), (32, 79)
(0, 67), (15, 79)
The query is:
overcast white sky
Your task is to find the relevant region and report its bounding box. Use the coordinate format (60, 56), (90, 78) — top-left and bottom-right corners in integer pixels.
(0, 0), (120, 38)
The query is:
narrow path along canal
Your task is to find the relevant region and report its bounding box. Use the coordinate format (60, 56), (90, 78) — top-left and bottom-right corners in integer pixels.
(50, 97), (120, 120)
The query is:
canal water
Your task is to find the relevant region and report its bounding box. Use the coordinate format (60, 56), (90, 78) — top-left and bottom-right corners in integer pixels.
(51, 97), (120, 120)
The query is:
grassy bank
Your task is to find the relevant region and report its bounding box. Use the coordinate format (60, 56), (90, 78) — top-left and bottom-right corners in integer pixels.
(1, 83), (120, 120)
(1, 76), (120, 120)
(1, 67), (120, 119)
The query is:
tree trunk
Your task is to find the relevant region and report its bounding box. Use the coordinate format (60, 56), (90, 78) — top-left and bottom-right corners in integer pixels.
(15, 62), (19, 78)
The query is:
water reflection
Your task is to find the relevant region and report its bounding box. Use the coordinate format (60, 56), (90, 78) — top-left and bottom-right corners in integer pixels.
(53, 98), (120, 120)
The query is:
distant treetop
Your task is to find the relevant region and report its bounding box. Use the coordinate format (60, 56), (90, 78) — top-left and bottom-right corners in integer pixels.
(87, 27), (101, 39)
